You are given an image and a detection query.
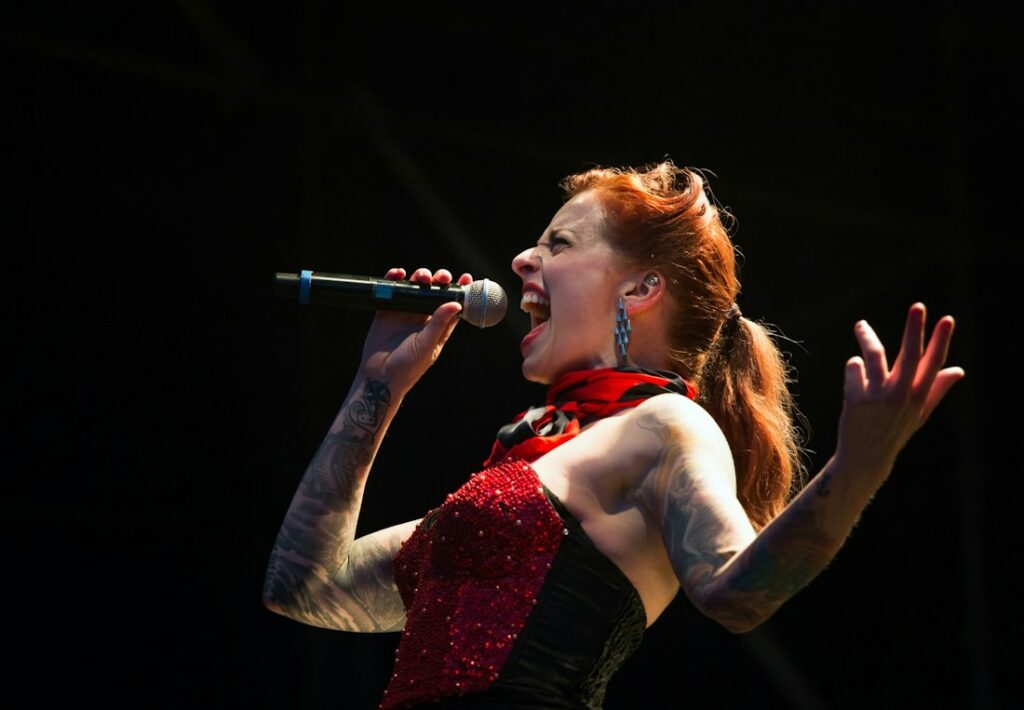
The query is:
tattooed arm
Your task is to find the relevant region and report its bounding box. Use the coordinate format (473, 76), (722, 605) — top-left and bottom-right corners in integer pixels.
(262, 378), (415, 632)
(640, 305), (962, 633)
(263, 267), (472, 633)
(696, 452), (884, 633)
(638, 397), (879, 634)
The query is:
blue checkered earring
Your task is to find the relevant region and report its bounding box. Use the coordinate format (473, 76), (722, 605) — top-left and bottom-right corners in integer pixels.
(614, 297), (631, 366)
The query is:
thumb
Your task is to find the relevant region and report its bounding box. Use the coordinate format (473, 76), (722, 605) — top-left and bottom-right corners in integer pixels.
(422, 302), (463, 349)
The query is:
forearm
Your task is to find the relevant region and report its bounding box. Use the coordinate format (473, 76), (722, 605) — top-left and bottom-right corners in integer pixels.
(262, 375), (401, 623)
(701, 453), (893, 632)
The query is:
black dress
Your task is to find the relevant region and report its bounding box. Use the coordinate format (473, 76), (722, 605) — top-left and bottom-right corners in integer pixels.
(385, 459), (647, 710)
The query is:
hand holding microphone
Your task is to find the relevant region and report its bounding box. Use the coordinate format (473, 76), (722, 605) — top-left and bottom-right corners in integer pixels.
(273, 267), (508, 328)
(275, 266), (507, 393)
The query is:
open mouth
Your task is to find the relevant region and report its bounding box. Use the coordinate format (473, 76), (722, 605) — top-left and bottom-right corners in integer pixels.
(520, 291), (551, 331)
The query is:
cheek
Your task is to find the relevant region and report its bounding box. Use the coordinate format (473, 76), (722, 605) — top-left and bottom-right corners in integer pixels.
(552, 298), (611, 346)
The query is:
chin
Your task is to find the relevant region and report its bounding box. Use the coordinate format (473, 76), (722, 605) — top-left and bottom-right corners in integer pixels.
(520, 360), (553, 386)
(521, 349), (615, 385)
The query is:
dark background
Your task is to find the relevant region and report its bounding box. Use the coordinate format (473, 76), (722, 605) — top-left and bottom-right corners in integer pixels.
(4, 3), (1020, 708)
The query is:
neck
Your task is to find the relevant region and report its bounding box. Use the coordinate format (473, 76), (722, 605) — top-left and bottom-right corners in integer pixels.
(621, 346), (673, 373)
(624, 307), (673, 372)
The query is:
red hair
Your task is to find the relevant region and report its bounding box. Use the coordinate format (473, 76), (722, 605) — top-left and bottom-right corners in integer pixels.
(561, 161), (808, 530)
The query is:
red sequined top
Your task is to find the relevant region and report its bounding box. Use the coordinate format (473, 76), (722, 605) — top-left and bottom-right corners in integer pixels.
(382, 458), (646, 710)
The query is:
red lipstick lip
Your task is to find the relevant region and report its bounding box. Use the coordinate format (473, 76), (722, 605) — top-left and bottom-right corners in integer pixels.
(520, 320), (548, 351)
(521, 283), (548, 299)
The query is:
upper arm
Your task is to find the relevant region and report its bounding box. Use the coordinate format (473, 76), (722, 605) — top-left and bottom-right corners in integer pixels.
(265, 519), (419, 633)
(635, 397), (756, 614)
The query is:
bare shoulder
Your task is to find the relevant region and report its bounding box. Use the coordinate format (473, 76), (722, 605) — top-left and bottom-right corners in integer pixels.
(631, 392), (718, 431)
(628, 394), (737, 502)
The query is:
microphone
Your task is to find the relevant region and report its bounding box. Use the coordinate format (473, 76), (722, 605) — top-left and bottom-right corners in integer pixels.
(273, 270), (509, 328)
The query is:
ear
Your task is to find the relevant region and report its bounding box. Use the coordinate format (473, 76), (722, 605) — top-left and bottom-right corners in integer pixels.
(621, 271), (666, 316)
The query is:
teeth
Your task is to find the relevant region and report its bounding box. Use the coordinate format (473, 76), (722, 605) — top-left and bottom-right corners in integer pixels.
(520, 292), (550, 322)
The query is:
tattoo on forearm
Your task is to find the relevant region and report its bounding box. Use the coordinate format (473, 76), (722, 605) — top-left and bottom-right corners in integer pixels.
(702, 506), (839, 630)
(817, 471), (832, 496)
(263, 380), (407, 632)
(308, 378), (391, 501)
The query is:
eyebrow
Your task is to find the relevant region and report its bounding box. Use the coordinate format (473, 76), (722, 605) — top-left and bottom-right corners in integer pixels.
(536, 228), (574, 246)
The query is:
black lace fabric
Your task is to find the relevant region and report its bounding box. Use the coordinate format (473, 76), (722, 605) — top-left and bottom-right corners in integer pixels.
(577, 586), (646, 707)
(478, 485), (647, 709)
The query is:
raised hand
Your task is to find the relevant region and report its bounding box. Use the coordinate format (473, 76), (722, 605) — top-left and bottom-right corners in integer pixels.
(835, 302), (965, 473)
(359, 267), (473, 395)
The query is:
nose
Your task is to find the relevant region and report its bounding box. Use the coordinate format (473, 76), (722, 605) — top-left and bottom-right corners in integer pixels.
(512, 246), (540, 279)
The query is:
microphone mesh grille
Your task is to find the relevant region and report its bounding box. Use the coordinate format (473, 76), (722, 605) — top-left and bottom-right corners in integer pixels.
(464, 279), (508, 328)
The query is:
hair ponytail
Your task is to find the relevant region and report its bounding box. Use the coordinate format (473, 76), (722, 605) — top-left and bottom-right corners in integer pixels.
(695, 314), (808, 530)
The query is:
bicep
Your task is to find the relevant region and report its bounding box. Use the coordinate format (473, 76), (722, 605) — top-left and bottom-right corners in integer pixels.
(339, 519), (420, 624)
(637, 400), (755, 609)
(269, 520), (419, 633)
(659, 472), (754, 606)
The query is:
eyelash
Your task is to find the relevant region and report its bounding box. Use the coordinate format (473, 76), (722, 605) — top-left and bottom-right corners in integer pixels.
(546, 236), (569, 252)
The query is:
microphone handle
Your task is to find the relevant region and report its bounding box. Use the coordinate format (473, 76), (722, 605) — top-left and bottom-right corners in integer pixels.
(273, 271), (463, 314)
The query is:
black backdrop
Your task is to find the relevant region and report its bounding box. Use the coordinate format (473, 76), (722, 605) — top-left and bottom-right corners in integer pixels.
(4, 3), (1020, 708)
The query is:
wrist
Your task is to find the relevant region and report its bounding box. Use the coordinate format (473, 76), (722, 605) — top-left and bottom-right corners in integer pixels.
(353, 367), (409, 406)
(827, 449), (894, 493)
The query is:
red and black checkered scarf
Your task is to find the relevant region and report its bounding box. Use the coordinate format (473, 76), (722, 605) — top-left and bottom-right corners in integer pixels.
(483, 366), (699, 467)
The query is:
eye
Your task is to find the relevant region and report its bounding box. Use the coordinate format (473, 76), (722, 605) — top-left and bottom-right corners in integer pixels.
(547, 235), (570, 253)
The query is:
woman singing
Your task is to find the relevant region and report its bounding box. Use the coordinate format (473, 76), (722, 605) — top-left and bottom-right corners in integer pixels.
(262, 161), (964, 709)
